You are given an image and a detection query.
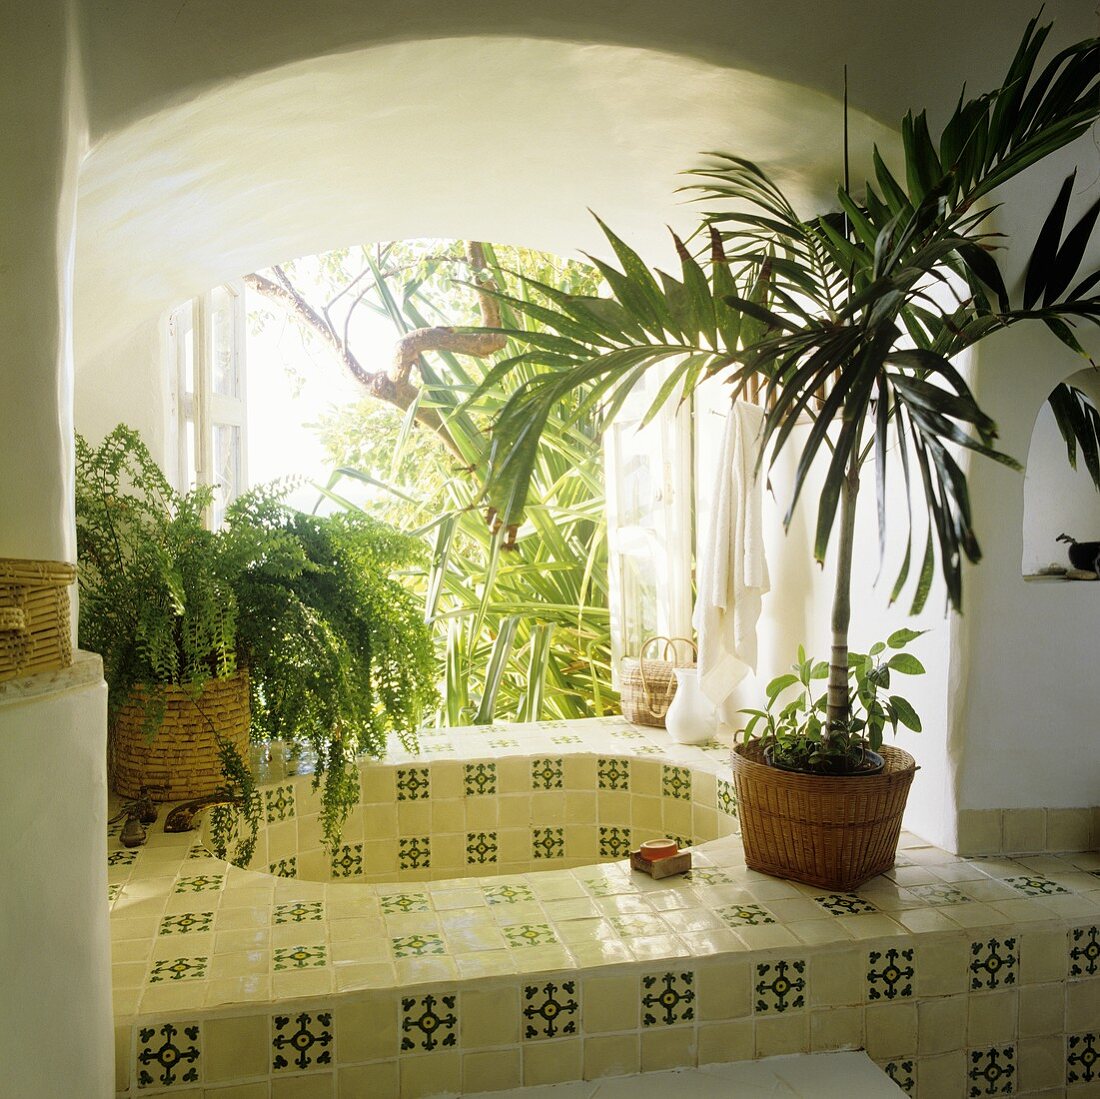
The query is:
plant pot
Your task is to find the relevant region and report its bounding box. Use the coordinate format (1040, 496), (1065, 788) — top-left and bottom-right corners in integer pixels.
(108, 669), (251, 801)
(764, 746), (886, 776)
(731, 739), (916, 891)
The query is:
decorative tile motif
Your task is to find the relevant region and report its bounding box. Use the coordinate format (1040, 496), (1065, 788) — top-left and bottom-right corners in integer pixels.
(814, 892), (878, 916)
(532, 826), (564, 859)
(272, 1011), (332, 1072)
(187, 843), (212, 861)
(633, 745), (666, 755)
(641, 971), (695, 1026)
(158, 911), (213, 936)
(274, 901), (324, 925)
(391, 934), (446, 958)
(331, 843), (363, 878)
(136, 1022), (201, 1089)
(867, 947), (915, 1000)
(609, 914), (665, 937)
(1003, 874), (1070, 897)
(970, 938), (1018, 990)
(523, 980), (578, 1040)
(396, 766), (430, 800)
(148, 957), (208, 983)
(264, 784), (295, 822)
(550, 735), (582, 745)
(401, 993), (458, 1053)
(466, 831), (499, 865)
(1067, 1033), (1098, 1085)
(489, 738), (520, 749)
(173, 875), (224, 894)
(662, 765), (691, 800)
(484, 883), (534, 905)
(108, 849), (137, 867)
(716, 779), (736, 816)
(610, 729), (644, 740)
(1070, 926), (1099, 979)
(531, 758), (564, 790)
(686, 868), (736, 886)
(906, 883), (967, 906)
(597, 758), (631, 790)
(423, 742), (455, 753)
(717, 903), (775, 927)
(107, 817), (122, 838)
(599, 826), (631, 859)
(503, 923), (558, 948)
(107, 884), (122, 903)
(754, 959), (806, 1013)
(882, 1060), (916, 1095)
(380, 892), (430, 915)
(968, 1045), (1015, 1095)
(669, 834), (694, 851)
(273, 945), (327, 971)
(464, 762), (497, 797)
(582, 876), (626, 897)
(269, 857), (297, 879)
(398, 836), (431, 871)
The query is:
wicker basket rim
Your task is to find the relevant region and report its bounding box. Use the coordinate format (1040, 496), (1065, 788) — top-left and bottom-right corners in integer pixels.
(0, 557), (77, 584)
(117, 667), (249, 704)
(732, 738), (916, 782)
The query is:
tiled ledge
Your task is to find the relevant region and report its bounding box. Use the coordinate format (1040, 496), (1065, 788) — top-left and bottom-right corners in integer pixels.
(108, 718), (1100, 1097)
(0, 648), (102, 705)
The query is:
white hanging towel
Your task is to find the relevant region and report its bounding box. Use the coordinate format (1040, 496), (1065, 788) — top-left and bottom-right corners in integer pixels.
(693, 399), (770, 707)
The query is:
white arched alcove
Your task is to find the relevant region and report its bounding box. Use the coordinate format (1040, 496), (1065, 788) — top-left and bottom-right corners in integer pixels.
(1022, 368), (1100, 577)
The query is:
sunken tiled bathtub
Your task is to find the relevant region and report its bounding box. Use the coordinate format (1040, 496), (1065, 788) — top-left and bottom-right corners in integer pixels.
(108, 717), (1100, 1098)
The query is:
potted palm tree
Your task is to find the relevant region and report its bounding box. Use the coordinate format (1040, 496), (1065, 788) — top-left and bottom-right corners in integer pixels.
(467, 15), (1100, 887)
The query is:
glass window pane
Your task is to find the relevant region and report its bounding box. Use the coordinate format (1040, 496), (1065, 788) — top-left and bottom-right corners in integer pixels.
(210, 286), (239, 398)
(211, 423), (241, 529)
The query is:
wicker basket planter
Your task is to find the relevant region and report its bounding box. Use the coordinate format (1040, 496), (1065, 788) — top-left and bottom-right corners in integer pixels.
(730, 739), (917, 891)
(108, 669), (250, 801)
(0, 557), (76, 683)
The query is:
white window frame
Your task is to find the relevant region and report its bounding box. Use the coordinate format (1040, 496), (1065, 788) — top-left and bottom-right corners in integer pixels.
(167, 282), (248, 526)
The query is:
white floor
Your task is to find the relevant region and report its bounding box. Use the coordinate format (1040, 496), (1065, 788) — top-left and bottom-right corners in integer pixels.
(467, 1052), (903, 1097)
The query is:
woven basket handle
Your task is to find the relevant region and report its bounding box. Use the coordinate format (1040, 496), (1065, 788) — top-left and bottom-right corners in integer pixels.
(0, 607), (27, 635)
(637, 635), (698, 713)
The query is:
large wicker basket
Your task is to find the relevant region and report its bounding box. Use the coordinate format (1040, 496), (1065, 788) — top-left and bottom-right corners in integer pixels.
(108, 669), (251, 801)
(730, 740), (917, 890)
(0, 557), (76, 683)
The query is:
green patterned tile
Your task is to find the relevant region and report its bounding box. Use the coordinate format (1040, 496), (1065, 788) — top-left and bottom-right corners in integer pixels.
(380, 892), (429, 914)
(391, 933), (446, 958)
(136, 1022), (201, 1088)
(489, 737), (520, 749)
(503, 923), (558, 948)
(396, 767), (430, 801)
(641, 970), (695, 1025)
(599, 826), (632, 859)
(274, 901), (324, 925)
(148, 957), (209, 983)
(531, 827), (564, 860)
(272, 1011), (332, 1072)
(530, 758), (563, 790)
(523, 980), (578, 1040)
(173, 874), (224, 894)
(464, 762), (497, 796)
(273, 945), (327, 971)
(107, 884), (122, 904)
(398, 836), (431, 871)
(264, 784), (296, 822)
(550, 734), (582, 745)
(717, 903), (775, 927)
(662, 765), (691, 800)
(187, 843), (213, 860)
(716, 779), (736, 816)
(466, 831), (499, 865)
(269, 857), (297, 879)
(401, 993), (457, 1053)
(108, 849), (137, 867)
(158, 911), (214, 936)
(331, 843), (363, 878)
(597, 758), (631, 791)
(483, 883), (534, 905)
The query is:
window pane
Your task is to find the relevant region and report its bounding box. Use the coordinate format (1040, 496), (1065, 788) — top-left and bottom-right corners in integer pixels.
(211, 423), (241, 529)
(210, 286), (239, 398)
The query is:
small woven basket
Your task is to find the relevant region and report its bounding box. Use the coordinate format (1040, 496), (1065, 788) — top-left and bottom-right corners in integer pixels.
(730, 739), (917, 891)
(620, 636), (696, 727)
(108, 669), (251, 801)
(0, 557), (76, 683)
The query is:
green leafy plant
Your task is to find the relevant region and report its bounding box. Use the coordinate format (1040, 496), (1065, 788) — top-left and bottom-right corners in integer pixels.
(741, 630), (925, 774)
(76, 424), (438, 849)
(470, 16), (1099, 751)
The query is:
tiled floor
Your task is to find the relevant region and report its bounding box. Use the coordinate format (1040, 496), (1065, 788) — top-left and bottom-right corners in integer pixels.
(107, 718), (1100, 1096)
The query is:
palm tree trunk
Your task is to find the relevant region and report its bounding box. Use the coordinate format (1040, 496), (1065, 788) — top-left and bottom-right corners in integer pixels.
(825, 450), (860, 736)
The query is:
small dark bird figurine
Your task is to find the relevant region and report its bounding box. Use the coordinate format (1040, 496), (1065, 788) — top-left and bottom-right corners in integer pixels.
(1056, 533), (1100, 575)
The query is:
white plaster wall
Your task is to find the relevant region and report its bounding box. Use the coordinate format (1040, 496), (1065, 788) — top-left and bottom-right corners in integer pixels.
(0, 657), (113, 1099)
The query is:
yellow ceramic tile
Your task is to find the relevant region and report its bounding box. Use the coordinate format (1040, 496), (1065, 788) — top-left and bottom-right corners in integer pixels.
(626, 934), (687, 961)
(1003, 808), (1046, 853)
(562, 755), (597, 789)
(337, 1061), (398, 1099)
(462, 1048), (521, 1093)
(565, 826), (599, 862)
(640, 1026), (695, 1071)
(697, 1018), (754, 1064)
(497, 796), (532, 829)
(809, 1006), (863, 1051)
(394, 956), (458, 985)
(336, 994), (398, 1063)
(272, 968), (333, 999)
(430, 799), (465, 835)
(204, 1014), (269, 1082)
(496, 758), (529, 794)
(1020, 927), (1070, 984)
(363, 803), (398, 838)
(808, 949), (862, 1008)
(692, 807), (718, 841)
(955, 809), (1003, 856)
(834, 913), (905, 939)
(271, 1073), (335, 1098)
(396, 801), (431, 834)
(731, 923), (799, 950)
(696, 958), (751, 1020)
(112, 938), (154, 964)
(1016, 1034), (1066, 1092)
(519, 1037), (582, 1085)
(399, 1050), (460, 1099)
(660, 801), (692, 835)
(1019, 982), (1065, 1037)
(531, 790), (567, 825)
(864, 1001), (917, 1059)
(204, 975), (271, 1006)
(362, 765), (395, 803)
(215, 928), (271, 953)
(966, 988), (1018, 1046)
(1068, 978), (1100, 1030)
(678, 928), (746, 956)
(140, 983), (204, 1014)
(204, 1084), (272, 1098)
(430, 763), (464, 800)
(916, 1049), (967, 1094)
(893, 907), (960, 934)
(459, 985), (520, 1047)
(334, 962), (397, 992)
(465, 798), (499, 831)
(565, 792), (597, 824)
(428, 834), (464, 875)
(114, 1024), (130, 1093)
(455, 949), (518, 979)
(567, 939), (633, 968)
(582, 1034), (638, 1080)
(917, 994), (967, 1055)
(209, 950), (269, 979)
(581, 974), (639, 1032)
(216, 906), (271, 931)
(754, 1014), (808, 1058)
(1046, 807), (1092, 851)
